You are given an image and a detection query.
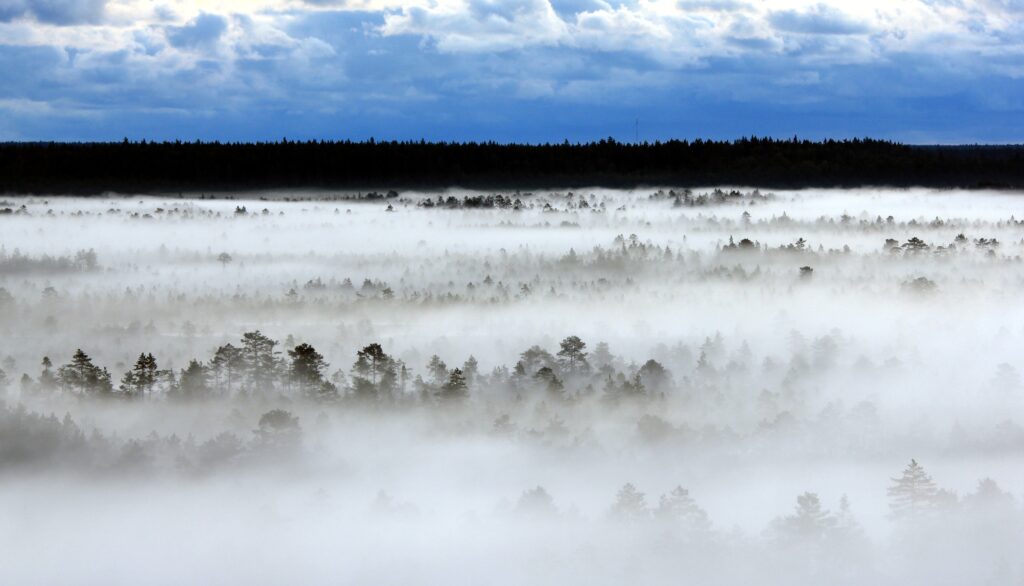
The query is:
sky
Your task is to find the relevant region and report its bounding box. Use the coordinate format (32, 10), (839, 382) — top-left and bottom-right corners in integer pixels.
(0, 0), (1022, 143)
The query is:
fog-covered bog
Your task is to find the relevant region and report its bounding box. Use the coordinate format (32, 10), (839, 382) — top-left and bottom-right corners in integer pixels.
(1, 188), (1023, 585)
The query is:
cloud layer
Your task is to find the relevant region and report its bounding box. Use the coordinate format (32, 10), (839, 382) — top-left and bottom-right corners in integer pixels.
(0, 0), (1021, 142)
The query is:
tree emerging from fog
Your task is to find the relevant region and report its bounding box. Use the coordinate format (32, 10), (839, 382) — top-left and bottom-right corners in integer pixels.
(2, 189), (1024, 585)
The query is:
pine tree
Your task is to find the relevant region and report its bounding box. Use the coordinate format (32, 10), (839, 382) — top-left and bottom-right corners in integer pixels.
(621, 372), (645, 397)
(38, 356), (57, 392)
(58, 349), (94, 395)
(516, 486), (557, 517)
(774, 492), (835, 540)
(351, 343), (393, 400)
(58, 349), (113, 397)
(638, 359), (670, 394)
(557, 335), (588, 374)
(177, 360), (211, 400)
(591, 341), (614, 373)
(519, 345), (556, 376)
(255, 409), (302, 449)
(20, 373), (34, 395)
(211, 343), (243, 396)
(887, 459), (939, 520)
(832, 494), (864, 540)
(462, 355), (479, 388)
(288, 343), (330, 399)
(533, 366), (564, 398)
(286, 340), (333, 401)
(426, 355), (448, 387)
(240, 330), (281, 393)
(119, 353), (158, 399)
(610, 483), (648, 521)
(655, 486), (710, 530)
(438, 368), (468, 402)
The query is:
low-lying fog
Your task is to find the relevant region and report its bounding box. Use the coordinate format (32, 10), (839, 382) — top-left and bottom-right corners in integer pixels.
(1, 187), (1023, 585)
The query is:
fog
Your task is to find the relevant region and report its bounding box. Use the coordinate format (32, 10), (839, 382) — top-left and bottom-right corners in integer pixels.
(1, 188), (1023, 585)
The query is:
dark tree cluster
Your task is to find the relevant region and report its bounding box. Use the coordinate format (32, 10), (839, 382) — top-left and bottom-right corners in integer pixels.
(0, 247), (98, 274)
(16, 334), (677, 406)
(2, 138), (1024, 194)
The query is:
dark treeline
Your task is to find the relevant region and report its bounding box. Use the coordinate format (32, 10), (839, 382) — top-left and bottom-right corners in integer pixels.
(11, 332), (672, 406)
(2, 138), (1024, 194)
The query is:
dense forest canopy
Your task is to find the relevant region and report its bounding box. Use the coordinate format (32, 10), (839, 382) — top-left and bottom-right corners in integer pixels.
(1, 138), (1023, 193)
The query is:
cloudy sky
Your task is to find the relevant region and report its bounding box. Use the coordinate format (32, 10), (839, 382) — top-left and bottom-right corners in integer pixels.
(0, 0), (1022, 142)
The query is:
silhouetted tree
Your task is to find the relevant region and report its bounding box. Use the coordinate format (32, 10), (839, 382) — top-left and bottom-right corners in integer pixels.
(57, 349), (113, 397)
(5, 139), (1024, 194)
(903, 237), (930, 253)
(177, 360), (211, 400)
(119, 352), (158, 399)
(288, 343), (330, 398)
(240, 330), (281, 394)
(438, 368), (468, 402)
(351, 343), (396, 400)
(254, 409), (302, 450)
(38, 356), (56, 393)
(519, 345), (556, 376)
(638, 359), (671, 394)
(557, 335), (588, 374)
(210, 343), (243, 396)
(20, 373), (34, 396)
(533, 366), (564, 398)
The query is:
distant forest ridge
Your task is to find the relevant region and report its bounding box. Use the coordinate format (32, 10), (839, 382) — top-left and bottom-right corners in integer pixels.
(1, 138), (1023, 194)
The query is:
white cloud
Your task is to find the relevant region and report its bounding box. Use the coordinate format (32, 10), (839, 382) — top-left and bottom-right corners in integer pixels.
(0, 0), (1021, 140)
(0, 0), (107, 25)
(1, 0), (1019, 70)
(382, 0), (569, 52)
(374, 0), (1024, 69)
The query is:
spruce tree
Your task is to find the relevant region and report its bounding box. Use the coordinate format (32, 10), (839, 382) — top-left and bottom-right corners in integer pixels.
(119, 353), (158, 399)
(610, 483), (649, 521)
(887, 459), (939, 520)
(655, 486), (710, 530)
(774, 492), (835, 540)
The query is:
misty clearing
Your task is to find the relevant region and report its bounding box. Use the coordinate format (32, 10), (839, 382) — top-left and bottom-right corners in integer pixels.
(2, 188), (1024, 585)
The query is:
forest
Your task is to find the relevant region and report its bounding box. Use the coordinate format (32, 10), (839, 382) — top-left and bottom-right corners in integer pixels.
(1, 187), (1023, 585)
(1, 138), (1024, 193)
